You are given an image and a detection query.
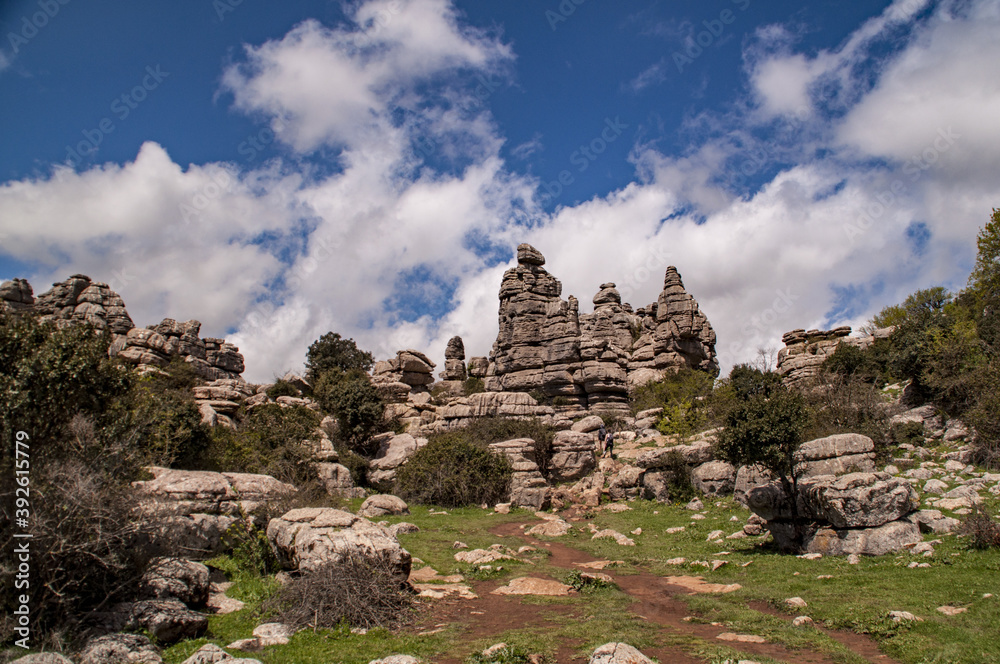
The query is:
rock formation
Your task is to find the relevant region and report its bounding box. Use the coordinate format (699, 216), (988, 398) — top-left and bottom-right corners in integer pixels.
(484, 244), (717, 413)
(0, 274), (247, 381)
(440, 335), (467, 381)
(777, 326), (893, 389)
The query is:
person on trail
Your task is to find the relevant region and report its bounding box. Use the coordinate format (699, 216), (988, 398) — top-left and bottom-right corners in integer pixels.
(598, 422), (606, 446)
(602, 431), (614, 458)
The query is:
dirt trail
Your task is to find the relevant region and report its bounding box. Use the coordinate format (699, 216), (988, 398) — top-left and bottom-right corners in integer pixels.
(418, 518), (901, 664)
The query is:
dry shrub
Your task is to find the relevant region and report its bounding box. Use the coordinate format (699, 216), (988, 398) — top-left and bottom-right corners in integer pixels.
(264, 552), (413, 630)
(960, 505), (1000, 549)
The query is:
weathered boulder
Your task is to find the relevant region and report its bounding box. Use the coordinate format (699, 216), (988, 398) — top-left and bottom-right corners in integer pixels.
(0, 278), (35, 314)
(608, 466), (645, 501)
(142, 558), (210, 606)
(180, 643), (263, 664)
(79, 633), (162, 664)
(11, 655), (75, 664)
(734, 465), (772, 505)
(34, 274), (134, 334)
(691, 461), (736, 496)
(358, 494), (409, 518)
(369, 434), (426, 482)
(266, 508), (411, 581)
(315, 462), (362, 498)
(768, 519), (922, 556)
(489, 438), (550, 509)
(635, 440), (713, 469)
(589, 642), (654, 664)
(126, 599), (208, 645)
(748, 472), (918, 528)
(549, 430), (597, 482)
(374, 349), (436, 388)
(134, 468), (296, 557)
(795, 433), (876, 477)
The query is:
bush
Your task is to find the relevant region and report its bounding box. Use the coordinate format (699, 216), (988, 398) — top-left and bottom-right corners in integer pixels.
(394, 436), (512, 507)
(305, 332), (374, 384)
(655, 448), (697, 503)
(266, 378), (302, 399)
(201, 403), (321, 485)
(263, 553), (413, 630)
(891, 421), (926, 447)
(433, 416), (556, 476)
(631, 368), (715, 416)
(960, 505), (1000, 549)
(313, 370), (385, 457)
(803, 374), (891, 458)
(463, 376), (485, 395)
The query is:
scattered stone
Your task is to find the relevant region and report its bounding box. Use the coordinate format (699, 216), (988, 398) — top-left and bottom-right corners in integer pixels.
(686, 498), (704, 511)
(889, 611), (922, 622)
(527, 519), (572, 537)
(936, 606), (967, 616)
(716, 633), (766, 644)
(665, 526), (685, 534)
(592, 529), (636, 546)
(707, 530), (725, 541)
(492, 577), (573, 596)
(792, 616), (814, 627)
(664, 576), (742, 594)
(413, 583), (478, 600)
(455, 549), (516, 565)
(588, 642), (655, 664)
(665, 557), (687, 565)
(358, 494), (409, 518)
(785, 597), (808, 609)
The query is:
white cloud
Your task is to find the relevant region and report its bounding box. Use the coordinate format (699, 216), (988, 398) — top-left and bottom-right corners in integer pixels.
(3, 0), (999, 387)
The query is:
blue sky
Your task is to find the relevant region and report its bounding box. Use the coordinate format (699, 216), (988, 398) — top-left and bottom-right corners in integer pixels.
(2, 0), (998, 381)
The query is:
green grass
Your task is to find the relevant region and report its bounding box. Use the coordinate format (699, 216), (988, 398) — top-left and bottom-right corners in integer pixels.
(157, 484), (1000, 664)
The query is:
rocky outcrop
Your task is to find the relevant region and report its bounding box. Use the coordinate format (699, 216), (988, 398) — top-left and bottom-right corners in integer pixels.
(747, 472), (921, 555)
(118, 318), (245, 380)
(266, 507), (411, 582)
(440, 335), (467, 381)
(489, 438), (549, 510)
(0, 278), (35, 314)
(548, 430), (598, 482)
(777, 326), (893, 389)
(142, 558), (211, 606)
(795, 433), (876, 477)
(373, 349), (436, 393)
(368, 433), (427, 484)
(133, 467), (296, 557)
(32, 274), (135, 334)
(485, 245), (717, 413)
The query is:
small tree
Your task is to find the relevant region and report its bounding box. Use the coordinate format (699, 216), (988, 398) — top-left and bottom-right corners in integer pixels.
(313, 370), (385, 456)
(715, 365), (808, 545)
(305, 332), (374, 384)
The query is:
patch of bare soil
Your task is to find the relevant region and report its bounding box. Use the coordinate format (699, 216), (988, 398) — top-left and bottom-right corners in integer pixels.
(414, 517), (903, 663)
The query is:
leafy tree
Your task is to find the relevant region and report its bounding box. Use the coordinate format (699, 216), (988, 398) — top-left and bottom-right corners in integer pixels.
(305, 332), (374, 384)
(313, 370), (385, 456)
(968, 208), (1000, 306)
(715, 365), (808, 545)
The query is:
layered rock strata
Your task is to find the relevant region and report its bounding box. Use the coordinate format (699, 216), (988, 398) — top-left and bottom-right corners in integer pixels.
(777, 326), (893, 389)
(485, 244), (717, 412)
(489, 438), (550, 510)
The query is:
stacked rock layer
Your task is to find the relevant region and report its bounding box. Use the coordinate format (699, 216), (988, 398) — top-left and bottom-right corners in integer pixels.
(485, 244), (717, 411)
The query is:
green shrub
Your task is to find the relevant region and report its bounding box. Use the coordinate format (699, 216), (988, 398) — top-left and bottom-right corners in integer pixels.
(655, 448), (697, 503)
(434, 416), (556, 475)
(313, 370), (385, 456)
(631, 367), (715, 416)
(656, 397), (707, 439)
(891, 421), (926, 447)
(201, 403), (321, 485)
(266, 378), (301, 399)
(305, 331), (374, 384)
(462, 376), (486, 397)
(394, 436), (512, 507)
(337, 446), (371, 488)
(803, 374), (891, 458)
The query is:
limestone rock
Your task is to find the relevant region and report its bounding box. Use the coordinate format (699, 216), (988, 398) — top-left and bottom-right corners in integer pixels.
(691, 461), (736, 496)
(79, 633), (162, 664)
(11, 655), (75, 664)
(734, 465), (772, 505)
(142, 558), (210, 606)
(589, 642), (654, 664)
(358, 494), (409, 518)
(776, 327), (880, 389)
(440, 336), (467, 381)
(126, 599), (208, 644)
(266, 507), (411, 582)
(34, 274), (135, 334)
(795, 433), (876, 477)
(549, 430), (597, 482)
(769, 519), (921, 556)
(0, 278), (35, 314)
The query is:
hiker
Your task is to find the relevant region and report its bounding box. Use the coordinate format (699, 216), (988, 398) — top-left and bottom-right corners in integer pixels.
(602, 431), (614, 458)
(598, 421), (606, 446)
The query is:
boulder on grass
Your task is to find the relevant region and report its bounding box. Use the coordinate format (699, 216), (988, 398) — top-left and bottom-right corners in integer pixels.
(141, 558), (210, 606)
(79, 633), (162, 664)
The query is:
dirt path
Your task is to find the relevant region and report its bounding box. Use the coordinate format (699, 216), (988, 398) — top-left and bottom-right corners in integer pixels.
(416, 517), (902, 664)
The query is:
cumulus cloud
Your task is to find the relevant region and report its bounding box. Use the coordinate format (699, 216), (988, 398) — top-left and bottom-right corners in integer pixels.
(2, 0), (999, 386)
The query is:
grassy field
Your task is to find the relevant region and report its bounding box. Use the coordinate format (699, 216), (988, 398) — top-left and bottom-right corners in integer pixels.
(157, 487), (1000, 664)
